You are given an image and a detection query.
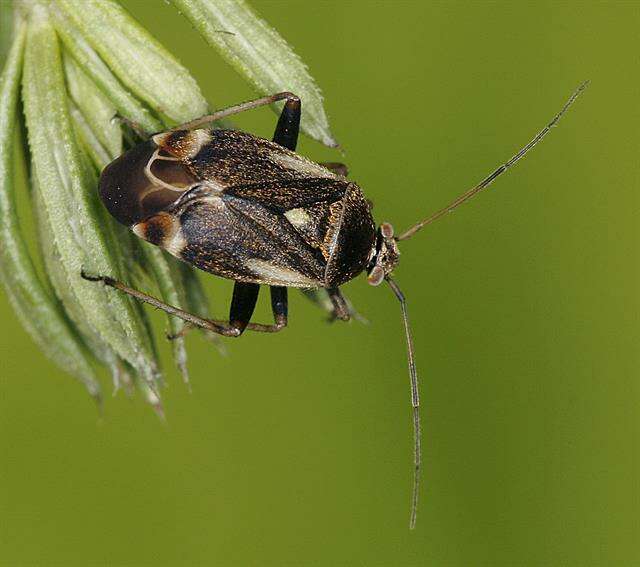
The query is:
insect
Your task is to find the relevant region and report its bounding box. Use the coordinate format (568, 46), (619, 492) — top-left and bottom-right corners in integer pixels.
(85, 83), (588, 528)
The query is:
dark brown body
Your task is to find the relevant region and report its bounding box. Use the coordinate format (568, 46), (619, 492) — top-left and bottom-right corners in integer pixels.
(100, 128), (377, 289)
(90, 92), (415, 526)
(91, 86), (588, 531)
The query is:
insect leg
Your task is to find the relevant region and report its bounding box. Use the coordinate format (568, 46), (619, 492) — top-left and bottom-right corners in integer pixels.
(173, 92), (301, 132)
(169, 316), (288, 336)
(319, 162), (349, 177)
(81, 271), (244, 337)
(268, 286), (288, 329)
(272, 97), (301, 150)
(111, 113), (147, 142)
(229, 282), (260, 335)
(326, 287), (351, 322)
(82, 271), (288, 338)
(205, 287), (288, 333)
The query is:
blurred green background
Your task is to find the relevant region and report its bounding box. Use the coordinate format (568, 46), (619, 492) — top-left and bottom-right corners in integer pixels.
(1, 1), (638, 565)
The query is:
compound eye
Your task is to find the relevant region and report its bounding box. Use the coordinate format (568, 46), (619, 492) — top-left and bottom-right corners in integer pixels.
(380, 222), (394, 239)
(367, 265), (385, 286)
(99, 140), (196, 227)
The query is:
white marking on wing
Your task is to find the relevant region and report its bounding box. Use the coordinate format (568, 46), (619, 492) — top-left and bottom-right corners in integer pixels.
(144, 148), (186, 193)
(200, 179), (226, 195)
(164, 226), (188, 256)
(270, 152), (338, 179)
(284, 207), (311, 228)
(152, 129), (212, 159)
(131, 223), (146, 240)
(246, 259), (318, 287)
(132, 215), (186, 256)
(185, 129), (212, 158)
(152, 132), (168, 146)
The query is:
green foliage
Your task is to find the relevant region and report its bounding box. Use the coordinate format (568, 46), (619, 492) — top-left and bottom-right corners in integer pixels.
(0, 0), (336, 408)
(0, 17), (101, 400)
(172, 0), (338, 147)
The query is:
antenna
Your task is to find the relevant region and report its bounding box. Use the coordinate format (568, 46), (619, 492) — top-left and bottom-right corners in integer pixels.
(386, 276), (421, 529)
(396, 81), (589, 242)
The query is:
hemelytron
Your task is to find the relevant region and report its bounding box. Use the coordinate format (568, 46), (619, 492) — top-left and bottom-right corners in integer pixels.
(86, 83), (588, 528)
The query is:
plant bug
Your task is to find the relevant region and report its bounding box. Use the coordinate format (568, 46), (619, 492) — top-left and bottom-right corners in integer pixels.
(85, 83), (588, 528)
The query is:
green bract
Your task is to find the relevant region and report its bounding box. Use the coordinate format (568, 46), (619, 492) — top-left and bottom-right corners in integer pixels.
(0, 18), (101, 401)
(1, 0), (337, 409)
(55, 0), (209, 125)
(23, 6), (160, 386)
(172, 0), (338, 147)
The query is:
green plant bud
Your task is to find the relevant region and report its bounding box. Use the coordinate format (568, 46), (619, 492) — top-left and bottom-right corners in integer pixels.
(55, 0), (209, 125)
(171, 0), (338, 147)
(22, 6), (160, 388)
(0, 18), (101, 401)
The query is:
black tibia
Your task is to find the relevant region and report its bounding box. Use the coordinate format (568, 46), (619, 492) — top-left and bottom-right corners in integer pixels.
(268, 95), (296, 331)
(81, 271), (288, 338)
(270, 286), (288, 328)
(272, 96), (301, 151)
(327, 287), (351, 322)
(185, 283), (287, 334)
(211, 287), (288, 333)
(320, 162), (349, 177)
(229, 282), (260, 335)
